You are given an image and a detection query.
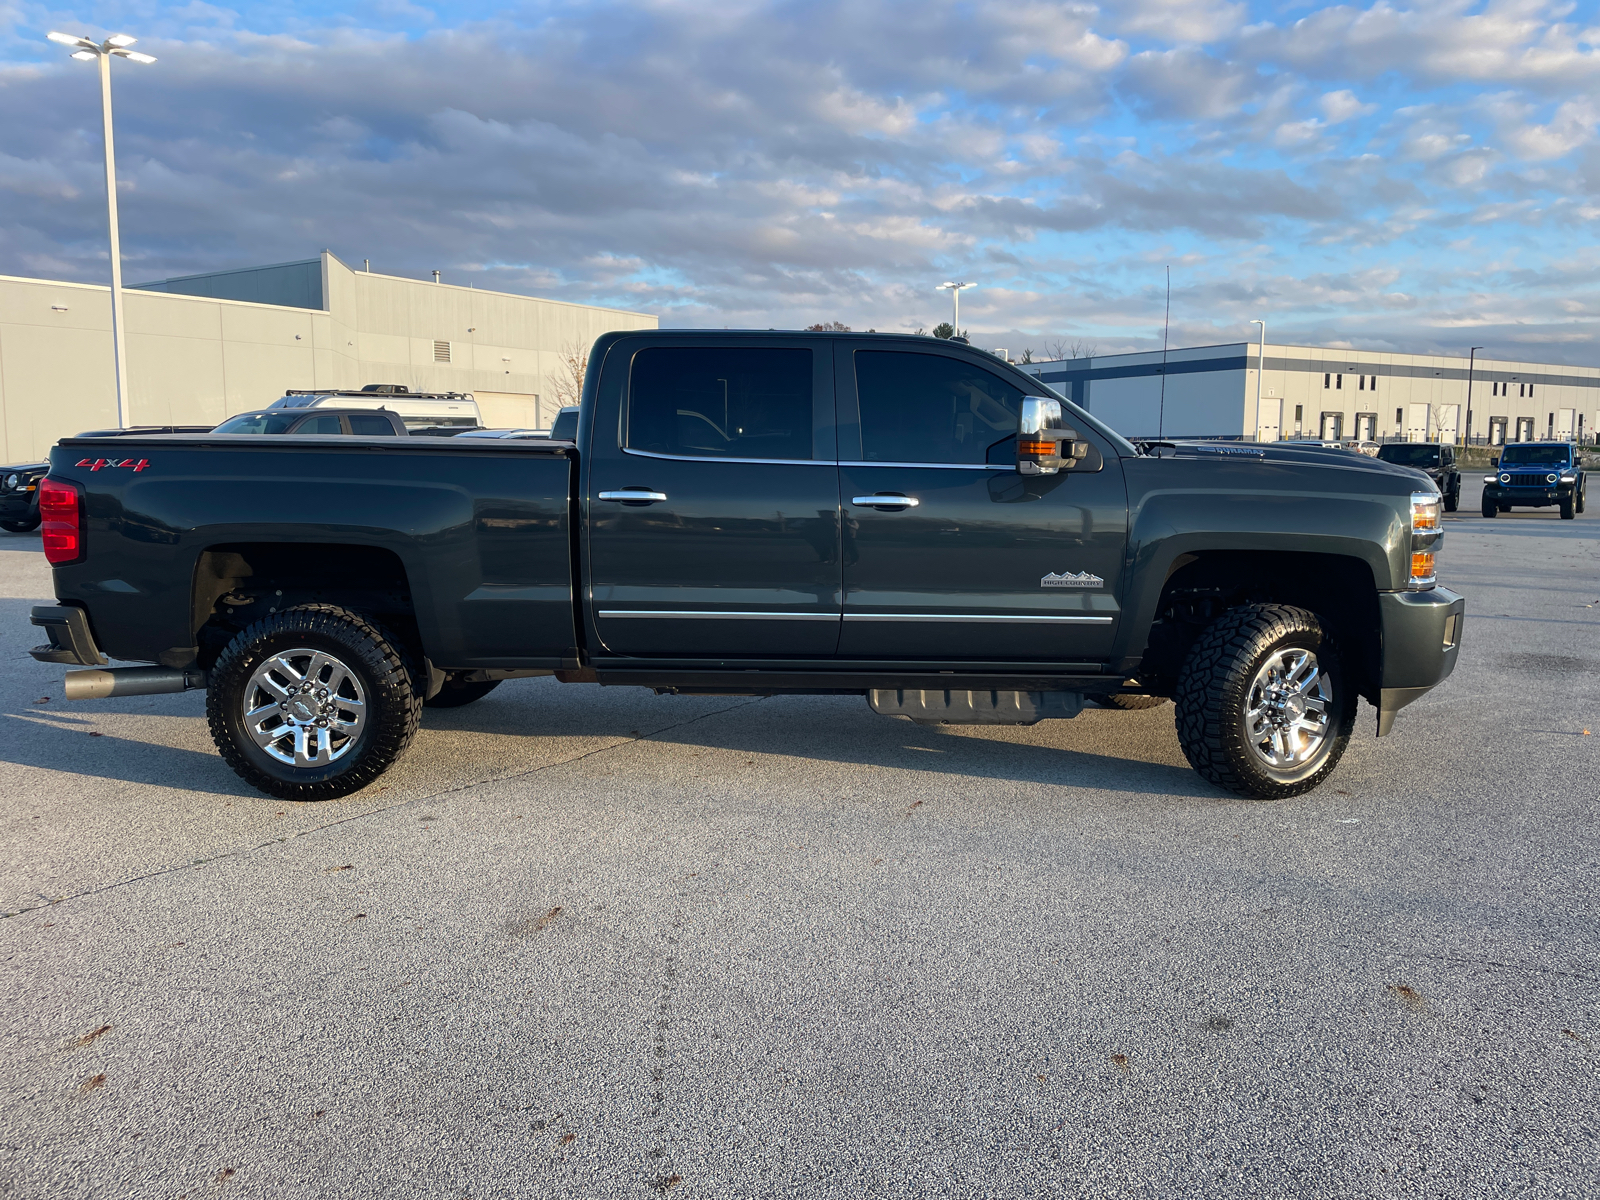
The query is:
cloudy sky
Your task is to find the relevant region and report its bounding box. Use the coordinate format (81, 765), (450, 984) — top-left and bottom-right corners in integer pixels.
(3, 0), (1598, 360)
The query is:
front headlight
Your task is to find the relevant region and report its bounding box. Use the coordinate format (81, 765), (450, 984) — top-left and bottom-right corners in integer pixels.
(2, 473), (16, 490)
(1547, 473), (1559, 484)
(1483, 474), (1497, 483)
(1409, 491), (1441, 590)
(1560, 473), (1577, 483)
(1500, 473), (1510, 483)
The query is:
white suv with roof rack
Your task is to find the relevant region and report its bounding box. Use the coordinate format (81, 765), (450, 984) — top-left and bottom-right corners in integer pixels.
(269, 384), (482, 430)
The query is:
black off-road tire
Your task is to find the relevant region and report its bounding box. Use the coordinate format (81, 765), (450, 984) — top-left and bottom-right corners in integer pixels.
(424, 677), (502, 708)
(1444, 487), (1458, 513)
(207, 604), (421, 801)
(1090, 692), (1169, 711)
(1578, 486), (1586, 514)
(1173, 604), (1356, 801)
(1560, 494), (1575, 519)
(1481, 497), (1496, 518)
(1, 515), (39, 533)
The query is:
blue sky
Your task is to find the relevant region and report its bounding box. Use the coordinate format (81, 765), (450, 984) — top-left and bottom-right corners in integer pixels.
(3, 0), (1598, 360)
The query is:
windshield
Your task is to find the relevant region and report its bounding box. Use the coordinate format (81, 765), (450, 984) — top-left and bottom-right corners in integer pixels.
(213, 413), (298, 435)
(1498, 444), (1570, 465)
(1376, 444), (1442, 467)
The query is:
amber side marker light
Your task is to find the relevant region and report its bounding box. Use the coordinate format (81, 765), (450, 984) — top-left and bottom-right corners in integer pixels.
(39, 477), (84, 565)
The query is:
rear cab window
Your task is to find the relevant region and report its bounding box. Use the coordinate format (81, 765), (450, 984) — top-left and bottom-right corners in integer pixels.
(625, 346), (818, 461)
(347, 414), (396, 436)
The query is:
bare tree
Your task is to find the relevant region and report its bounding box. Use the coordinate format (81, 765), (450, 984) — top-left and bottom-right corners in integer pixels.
(804, 321), (852, 331)
(1020, 348), (1034, 365)
(551, 341), (588, 410)
(1045, 337), (1097, 362)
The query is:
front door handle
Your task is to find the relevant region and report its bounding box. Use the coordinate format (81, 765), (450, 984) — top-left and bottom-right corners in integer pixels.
(598, 490), (669, 503)
(851, 494), (920, 509)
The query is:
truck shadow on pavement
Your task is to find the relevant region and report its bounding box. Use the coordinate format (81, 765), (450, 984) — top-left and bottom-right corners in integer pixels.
(0, 711), (261, 798)
(422, 689), (1221, 801)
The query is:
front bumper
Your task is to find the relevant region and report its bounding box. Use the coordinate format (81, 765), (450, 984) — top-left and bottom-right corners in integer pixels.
(1375, 587), (1464, 736)
(0, 489), (37, 519)
(1483, 483), (1572, 506)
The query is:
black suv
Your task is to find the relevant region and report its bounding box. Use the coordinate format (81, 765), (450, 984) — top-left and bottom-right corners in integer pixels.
(1375, 442), (1461, 511)
(1481, 442), (1586, 519)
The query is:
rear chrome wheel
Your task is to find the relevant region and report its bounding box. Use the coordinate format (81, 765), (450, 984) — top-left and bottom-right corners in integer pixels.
(208, 605), (421, 801)
(242, 649), (368, 768)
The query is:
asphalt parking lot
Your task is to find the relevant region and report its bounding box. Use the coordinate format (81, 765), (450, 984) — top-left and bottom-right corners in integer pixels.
(1, 478), (1596, 1199)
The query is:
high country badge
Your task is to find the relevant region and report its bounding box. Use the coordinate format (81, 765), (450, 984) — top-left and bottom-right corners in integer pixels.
(1042, 571), (1104, 589)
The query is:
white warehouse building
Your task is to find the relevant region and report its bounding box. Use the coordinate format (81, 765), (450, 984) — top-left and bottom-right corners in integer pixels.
(1023, 342), (1600, 445)
(0, 251), (657, 463)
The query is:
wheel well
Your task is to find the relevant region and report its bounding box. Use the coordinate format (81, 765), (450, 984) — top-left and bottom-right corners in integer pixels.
(192, 543), (417, 669)
(1136, 551), (1380, 703)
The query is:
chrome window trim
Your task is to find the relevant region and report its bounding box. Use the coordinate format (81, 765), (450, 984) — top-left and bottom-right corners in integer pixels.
(622, 448), (827, 467)
(840, 460), (1007, 472)
(598, 610), (840, 621)
(595, 609), (1111, 625)
(843, 613), (1113, 624)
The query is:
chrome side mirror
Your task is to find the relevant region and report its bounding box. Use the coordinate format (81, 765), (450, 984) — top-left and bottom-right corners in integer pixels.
(1017, 397), (1090, 475)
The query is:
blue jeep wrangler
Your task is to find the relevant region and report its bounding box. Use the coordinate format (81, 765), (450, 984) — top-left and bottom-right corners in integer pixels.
(1481, 442), (1587, 519)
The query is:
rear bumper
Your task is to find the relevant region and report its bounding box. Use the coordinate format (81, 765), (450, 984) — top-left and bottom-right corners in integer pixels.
(29, 605), (109, 667)
(1375, 587), (1464, 736)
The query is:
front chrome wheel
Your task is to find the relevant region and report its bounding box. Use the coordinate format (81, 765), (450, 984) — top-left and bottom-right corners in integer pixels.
(1242, 647), (1330, 769)
(242, 647), (367, 768)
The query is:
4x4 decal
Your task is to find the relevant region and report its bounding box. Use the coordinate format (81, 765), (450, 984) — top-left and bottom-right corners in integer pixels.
(76, 458), (150, 472)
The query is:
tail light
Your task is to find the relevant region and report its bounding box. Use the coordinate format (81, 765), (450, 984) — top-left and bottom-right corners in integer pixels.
(1408, 491), (1440, 589)
(39, 477), (84, 565)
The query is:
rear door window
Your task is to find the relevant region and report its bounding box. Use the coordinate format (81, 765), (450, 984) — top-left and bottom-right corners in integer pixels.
(295, 415), (345, 435)
(347, 414), (396, 435)
(854, 350), (1024, 465)
(626, 347), (815, 460)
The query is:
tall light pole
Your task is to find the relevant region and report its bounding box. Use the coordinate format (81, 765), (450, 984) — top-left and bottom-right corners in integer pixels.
(938, 281), (974, 334)
(1465, 346), (1483, 448)
(1250, 318), (1266, 441)
(47, 31), (156, 429)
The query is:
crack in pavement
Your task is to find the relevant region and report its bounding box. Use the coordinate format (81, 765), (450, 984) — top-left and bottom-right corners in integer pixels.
(0, 697), (764, 922)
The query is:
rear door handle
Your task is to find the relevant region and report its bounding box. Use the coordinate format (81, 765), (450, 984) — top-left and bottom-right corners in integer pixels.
(851, 495), (920, 508)
(598, 490), (669, 503)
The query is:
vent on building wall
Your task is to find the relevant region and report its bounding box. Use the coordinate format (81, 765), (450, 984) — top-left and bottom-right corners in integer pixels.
(434, 340), (452, 363)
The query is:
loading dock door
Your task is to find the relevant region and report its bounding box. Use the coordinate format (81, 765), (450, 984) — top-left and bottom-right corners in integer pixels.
(1558, 409), (1575, 439)
(1257, 398), (1281, 441)
(1355, 413), (1376, 441)
(1438, 404), (1459, 443)
(1320, 411), (1343, 440)
(1407, 403), (1430, 441)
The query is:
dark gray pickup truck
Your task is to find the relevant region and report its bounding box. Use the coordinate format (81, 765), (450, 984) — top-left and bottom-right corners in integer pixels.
(30, 331), (1463, 802)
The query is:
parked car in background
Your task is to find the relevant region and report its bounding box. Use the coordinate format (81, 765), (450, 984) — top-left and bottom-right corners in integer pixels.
(212, 409), (413, 437)
(451, 407), (578, 442)
(1376, 442), (1461, 511)
(453, 427), (548, 440)
(1, 425), (213, 532)
(1481, 442), (1586, 519)
(1343, 440), (1380, 457)
(268, 385), (481, 431)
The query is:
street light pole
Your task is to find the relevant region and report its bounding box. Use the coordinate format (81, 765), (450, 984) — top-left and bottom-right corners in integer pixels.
(1465, 346), (1483, 449)
(1250, 318), (1266, 441)
(47, 31), (156, 429)
(938, 281), (973, 334)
